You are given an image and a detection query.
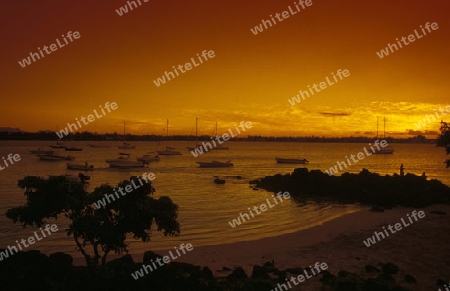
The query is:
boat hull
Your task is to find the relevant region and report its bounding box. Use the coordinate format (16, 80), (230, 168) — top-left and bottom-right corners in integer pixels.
(66, 163), (94, 171)
(37, 154), (74, 161)
(106, 160), (145, 168)
(197, 161), (233, 168)
(157, 150), (182, 155)
(275, 158), (308, 164)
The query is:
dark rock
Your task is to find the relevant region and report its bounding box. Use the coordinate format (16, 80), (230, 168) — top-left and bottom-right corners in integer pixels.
(227, 267), (248, 281)
(370, 205), (385, 212)
(403, 274), (416, 283)
(251, 265), (270, 279)
(430, 210), (446, 215)
(365, 264), (380, 273)
(382, 262), (399, 275)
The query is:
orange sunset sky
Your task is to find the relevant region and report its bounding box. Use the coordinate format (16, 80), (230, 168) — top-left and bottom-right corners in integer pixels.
(0, 0), (449, 137)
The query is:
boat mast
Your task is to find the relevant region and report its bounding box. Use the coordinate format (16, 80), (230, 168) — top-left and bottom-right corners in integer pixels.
(376, 116), (379, 139)
(195, 117), (198, 147)
(123, 122), (125, 142)
(166, 119), (169, 148)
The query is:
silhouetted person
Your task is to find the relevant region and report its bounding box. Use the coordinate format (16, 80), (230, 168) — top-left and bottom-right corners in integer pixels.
(422, 172), (426, 179)
(400, 164), (404, 176)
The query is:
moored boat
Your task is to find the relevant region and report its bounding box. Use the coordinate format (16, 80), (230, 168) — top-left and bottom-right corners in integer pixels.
(89, 144), (111, 148)
(157, 119), (181, 155)
(373, 117), (394, 155)
(118, 142), (136, 149)
(65, 146), (83, 151)
(275, 157), (309, 164)
(66, 162), (94, 171)
(29, 148), (54, 155)
(137, 152), (160, 163)
(197, 160), (233, 168)
(48, 173), (90, 183)
(37, 153), (75, 161)
(49, 142), (66, 149)
(106, 153), (146, 168)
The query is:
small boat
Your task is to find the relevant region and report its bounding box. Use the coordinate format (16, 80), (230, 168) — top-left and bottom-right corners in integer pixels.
(118, 142), (136, 149)
(66, 162), (94, 171)
(187, 118), (199, 151)
(197, 160), (233, 168)
(372, 117), (394, 155)
(49, 142), (67, 149)
(214, 178), (226, 184)
(214, 145), (229, 150)
(157, 146), (182, 155)
(117, 122), (136, 149)
(106, 153), (146, 168)
(89, 143), (111, 148)
(37, 153), (75, 161)
(65, 146), (83, 151)
(275, 157), (309, 164)
(137, 152), (160, 163)
(211, 122), (229, 150)
(48, 173), (90, 183)
(157, 120), (181, 155)
(29, 148), (54, 155)
(372, 147), (394, 154)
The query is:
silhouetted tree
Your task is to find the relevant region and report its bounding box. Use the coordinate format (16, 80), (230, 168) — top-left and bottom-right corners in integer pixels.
(6, 176), (180, 266)
(437, 121), (450, 167)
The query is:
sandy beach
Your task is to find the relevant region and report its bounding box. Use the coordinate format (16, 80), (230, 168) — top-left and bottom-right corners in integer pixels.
(146, 204), (450, 290)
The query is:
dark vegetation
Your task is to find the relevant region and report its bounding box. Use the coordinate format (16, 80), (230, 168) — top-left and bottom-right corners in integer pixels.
(6, 176), (180, 266)
(0, 252), (425, 291)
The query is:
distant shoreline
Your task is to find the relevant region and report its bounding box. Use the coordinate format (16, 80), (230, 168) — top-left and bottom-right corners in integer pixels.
(0, 134), (437, 144)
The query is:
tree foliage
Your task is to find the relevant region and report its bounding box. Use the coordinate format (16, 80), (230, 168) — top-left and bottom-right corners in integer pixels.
(437, 121), (450, 167)
(6, 176), (180, 266)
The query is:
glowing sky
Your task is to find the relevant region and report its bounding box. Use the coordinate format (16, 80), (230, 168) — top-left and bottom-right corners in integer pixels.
(1, 0), (449, 137)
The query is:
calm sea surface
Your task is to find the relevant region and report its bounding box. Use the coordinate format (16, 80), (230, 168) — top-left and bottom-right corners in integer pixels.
(0, 141), (448, 260)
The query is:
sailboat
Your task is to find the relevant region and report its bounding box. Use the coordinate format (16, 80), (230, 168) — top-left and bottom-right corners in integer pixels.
(373, 117), (394, 154)
(156, 119), (182, 155)
(212, 122), (229, 150)
(65, 134), (82, 151)
(118, 122), (136, 149)
(187, 118), (199, 151)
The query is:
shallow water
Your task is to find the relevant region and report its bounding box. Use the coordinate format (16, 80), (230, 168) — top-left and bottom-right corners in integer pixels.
(0, 141), (447, 259)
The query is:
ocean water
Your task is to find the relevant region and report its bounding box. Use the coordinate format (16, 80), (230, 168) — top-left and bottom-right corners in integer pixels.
(0, 141), (447, 260)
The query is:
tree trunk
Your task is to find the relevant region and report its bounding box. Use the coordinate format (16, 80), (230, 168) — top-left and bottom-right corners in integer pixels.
(74, 235), (91, 266)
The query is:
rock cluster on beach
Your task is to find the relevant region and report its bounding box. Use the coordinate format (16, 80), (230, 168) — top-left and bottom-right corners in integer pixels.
(250, 168), (450, 208)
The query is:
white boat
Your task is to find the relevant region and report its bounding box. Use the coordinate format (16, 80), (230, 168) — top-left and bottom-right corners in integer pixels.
(157, 120), (181, 155)
(373, 117), (394, 154)
(66, 162), (94, 171)
(137, 152), (160, 163)
(275, 157), (309, 164)
(29, 148), (54, 155)
(117, 122), (136, 149)
(106, 153), (146, 168)
(37, 154), (75, 161)
(197, 160), (233, 168)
